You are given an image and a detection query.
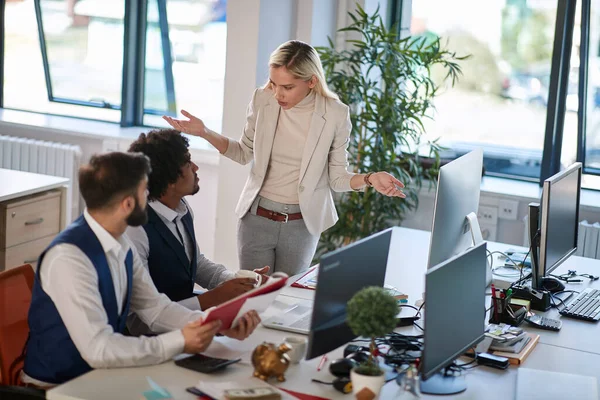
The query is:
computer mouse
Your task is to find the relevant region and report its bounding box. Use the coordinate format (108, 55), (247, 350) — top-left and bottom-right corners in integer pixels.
(540, 277), (565, 293)
(329, 358), (358, 377)
(346, 351), (370, 364)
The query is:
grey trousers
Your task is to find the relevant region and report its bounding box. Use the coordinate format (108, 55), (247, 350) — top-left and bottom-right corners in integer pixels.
(238, 196), (319, 276)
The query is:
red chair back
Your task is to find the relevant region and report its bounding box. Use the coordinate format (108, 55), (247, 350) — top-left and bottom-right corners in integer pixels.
(0, 264), (34, 385)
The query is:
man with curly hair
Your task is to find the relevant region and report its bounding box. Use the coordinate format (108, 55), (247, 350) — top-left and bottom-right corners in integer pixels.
(125, 129), (269, 335)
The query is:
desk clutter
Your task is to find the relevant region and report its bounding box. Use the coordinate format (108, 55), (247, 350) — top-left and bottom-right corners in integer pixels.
(484, 323), (540, 365)
(489, 285), (527, 325)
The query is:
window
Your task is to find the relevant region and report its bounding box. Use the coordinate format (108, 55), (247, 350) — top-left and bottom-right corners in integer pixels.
(143, 0), (226, 132)
(408, 0), (559, 180)
(2, 0), (227, 128)
(580, 1), (600, 174)
(4, 0), (120, 121)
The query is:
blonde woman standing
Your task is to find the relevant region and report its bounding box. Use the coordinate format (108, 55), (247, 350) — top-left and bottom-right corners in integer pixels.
(164, 40), (406, 276)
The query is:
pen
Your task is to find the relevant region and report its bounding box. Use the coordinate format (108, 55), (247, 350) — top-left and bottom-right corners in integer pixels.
(491, 284), (499, 321)
(317, 354), (328, 371)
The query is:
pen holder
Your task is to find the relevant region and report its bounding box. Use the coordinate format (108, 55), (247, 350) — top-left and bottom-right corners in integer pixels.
(489, 291), (526, 326)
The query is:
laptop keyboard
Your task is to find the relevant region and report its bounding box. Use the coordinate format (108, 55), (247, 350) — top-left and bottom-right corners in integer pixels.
(560, 288), (600, 321)
(289, 304), (312, 315)
(290, 314), (312, 329)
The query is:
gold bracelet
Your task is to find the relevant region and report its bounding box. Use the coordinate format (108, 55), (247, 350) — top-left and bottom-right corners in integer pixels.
(364, 172), (375, 187)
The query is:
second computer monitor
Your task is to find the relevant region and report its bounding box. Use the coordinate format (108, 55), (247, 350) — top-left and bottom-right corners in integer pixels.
(427, 149), (484, 269)
(536, 162), (581, 286)
(421, 242), (487, 394)
(306, 229), (392, 360)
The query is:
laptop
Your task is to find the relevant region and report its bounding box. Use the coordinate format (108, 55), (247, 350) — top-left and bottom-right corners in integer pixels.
(262, 298), (314, 335)
(261, 228), (393, 336)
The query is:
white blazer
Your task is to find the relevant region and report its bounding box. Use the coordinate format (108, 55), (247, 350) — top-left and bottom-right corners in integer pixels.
(223, 88), (356, 235)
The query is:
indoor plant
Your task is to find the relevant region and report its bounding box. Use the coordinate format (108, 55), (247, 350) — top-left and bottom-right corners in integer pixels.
(346, 286), (399, 397)
(316, 5), (466, 254)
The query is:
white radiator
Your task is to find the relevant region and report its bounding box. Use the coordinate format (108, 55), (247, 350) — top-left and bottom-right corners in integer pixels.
(576, 220), (600, 259)
(0, 135), (81, 223)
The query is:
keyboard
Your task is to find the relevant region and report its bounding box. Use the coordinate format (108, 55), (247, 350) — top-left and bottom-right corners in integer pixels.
(559, 288), (600, 322)
(174, 354), (241, 373)
(290, 314), (312, 329)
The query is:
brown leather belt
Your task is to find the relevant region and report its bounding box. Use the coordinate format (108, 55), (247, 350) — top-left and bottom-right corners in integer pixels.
(256, 206), (302, 223)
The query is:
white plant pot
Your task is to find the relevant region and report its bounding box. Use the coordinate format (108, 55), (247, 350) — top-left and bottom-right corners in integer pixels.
(351, 368), (385, 398)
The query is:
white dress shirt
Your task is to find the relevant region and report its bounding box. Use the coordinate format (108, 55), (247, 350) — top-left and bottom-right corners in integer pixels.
(125, 199), (235, 334)
(22, 209), (204, 387)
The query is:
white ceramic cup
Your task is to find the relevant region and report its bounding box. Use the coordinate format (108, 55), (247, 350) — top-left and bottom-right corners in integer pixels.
(284, 336), (308, 363)
(235, 270), (261, 287)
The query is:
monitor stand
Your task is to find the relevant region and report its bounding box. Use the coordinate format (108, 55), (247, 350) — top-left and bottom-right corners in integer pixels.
(466, 212), (492, 286)
(420, 372), (467, 395)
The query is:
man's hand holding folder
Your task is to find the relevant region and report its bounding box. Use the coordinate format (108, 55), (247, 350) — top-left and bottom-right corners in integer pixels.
(202, 273), (289, 332)
(183, 310), (261, 353)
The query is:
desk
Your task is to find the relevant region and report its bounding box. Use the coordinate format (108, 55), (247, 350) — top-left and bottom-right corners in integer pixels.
(48, 227), (600, 399)
(0, 169), (69, 271)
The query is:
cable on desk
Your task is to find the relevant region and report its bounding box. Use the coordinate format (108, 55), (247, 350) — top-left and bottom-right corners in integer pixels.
(549, 290), (578, 310)
(551, 270), (599, 283)
(416, 301), (425, 315)
(506, 232), (538, 289)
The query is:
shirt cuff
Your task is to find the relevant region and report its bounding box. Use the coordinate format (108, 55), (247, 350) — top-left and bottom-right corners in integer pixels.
(179, 296), (202, 311)
(158, 329), (186, 360)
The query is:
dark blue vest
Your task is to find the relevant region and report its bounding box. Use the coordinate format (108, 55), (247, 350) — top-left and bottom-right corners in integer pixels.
(143, 206), (198, 302)
(24, 216), (133, 384)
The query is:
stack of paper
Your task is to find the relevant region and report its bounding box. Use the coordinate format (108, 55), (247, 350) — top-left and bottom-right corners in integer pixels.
(492, 332), (539, 364)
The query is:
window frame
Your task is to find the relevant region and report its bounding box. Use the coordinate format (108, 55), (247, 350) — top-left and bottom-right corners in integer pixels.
(0, 0), (4, 108)
(33, 0), (125, 111)
(576, 0), (600, 177)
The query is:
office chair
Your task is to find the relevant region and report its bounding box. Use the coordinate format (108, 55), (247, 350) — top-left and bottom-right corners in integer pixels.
(0, 264), (34, 386)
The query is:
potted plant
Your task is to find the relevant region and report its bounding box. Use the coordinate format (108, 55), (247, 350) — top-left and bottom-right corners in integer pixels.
(346, 286), (400, 398)
(316, 5), (466, 254)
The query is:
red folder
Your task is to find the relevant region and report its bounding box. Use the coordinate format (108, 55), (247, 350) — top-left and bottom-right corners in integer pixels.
(202, 275), (288, 330)
(279, 388), (330, 400)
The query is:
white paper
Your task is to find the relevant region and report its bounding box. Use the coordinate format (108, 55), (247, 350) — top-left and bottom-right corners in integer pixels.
(196, 377), (297, 400)
(201, 337), (249, 361)
(516, 368), (598, 400)
(232, 288), (283, 327)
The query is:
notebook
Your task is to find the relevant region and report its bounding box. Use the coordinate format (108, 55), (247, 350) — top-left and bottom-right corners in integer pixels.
(516, 368), (598, 400)
(291, 266), (318, 290)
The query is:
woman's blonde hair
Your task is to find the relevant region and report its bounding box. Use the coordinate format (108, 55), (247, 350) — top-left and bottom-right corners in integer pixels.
(264, 40), (338, 100)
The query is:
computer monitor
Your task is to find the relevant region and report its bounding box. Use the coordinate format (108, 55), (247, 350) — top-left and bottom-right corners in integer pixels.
(529, 162), (581, 291)
(427, 149), (484, 271)
(305, 229), (392, 360)
(420, 242), (487, 395)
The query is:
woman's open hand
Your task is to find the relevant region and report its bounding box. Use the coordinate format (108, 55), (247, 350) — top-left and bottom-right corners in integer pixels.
(369, 172), (406, 198)
(163, 110), (206, 137)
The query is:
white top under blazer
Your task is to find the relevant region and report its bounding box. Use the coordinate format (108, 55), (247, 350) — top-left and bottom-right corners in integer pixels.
(222, 87), (356, 236)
